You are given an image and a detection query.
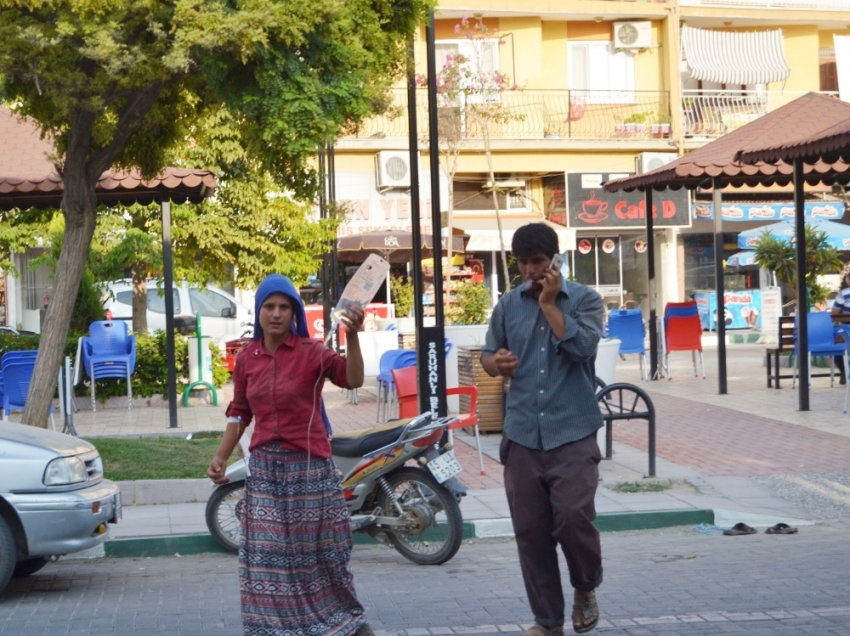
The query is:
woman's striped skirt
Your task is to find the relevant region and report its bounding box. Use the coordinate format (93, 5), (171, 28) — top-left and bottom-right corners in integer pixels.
(240, 443), (367, 636)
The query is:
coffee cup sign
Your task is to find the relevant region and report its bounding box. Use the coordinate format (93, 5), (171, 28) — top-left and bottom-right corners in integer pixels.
(578, 191), (609, 224)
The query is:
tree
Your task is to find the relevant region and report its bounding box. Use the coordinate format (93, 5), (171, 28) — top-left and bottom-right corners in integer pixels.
(753, 224), (843, 308)
(423, 17), (520, 294)
(87, 106), (342, 334)
(0, 0), (429, 428)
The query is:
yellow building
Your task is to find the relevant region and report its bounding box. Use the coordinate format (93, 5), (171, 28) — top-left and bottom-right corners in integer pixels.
(333, 0), (850, 316)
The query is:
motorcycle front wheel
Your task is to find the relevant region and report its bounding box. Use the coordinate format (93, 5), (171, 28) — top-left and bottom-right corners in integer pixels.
(205, 480), (245, 553)
(375, 467), (464, 565)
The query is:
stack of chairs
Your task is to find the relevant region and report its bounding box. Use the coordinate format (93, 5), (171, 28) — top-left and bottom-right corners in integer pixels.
(658, 301), (705, 380)
(606, 309), (647, 381)
(81, 320), (137, 411)
(1, 350), (55, 428)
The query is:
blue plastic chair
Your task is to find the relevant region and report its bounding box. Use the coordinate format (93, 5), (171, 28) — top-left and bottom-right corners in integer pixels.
(376, 349), (406, 422)
(1, 358), (54, 428)
(81, 321), (137, 411)
(792, 312), (846, 389)
(0, 350), (38, 410)
(606, 309), (647, 381)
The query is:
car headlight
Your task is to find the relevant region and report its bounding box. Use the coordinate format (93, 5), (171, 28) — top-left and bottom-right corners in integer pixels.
(43, 456), (88, 486)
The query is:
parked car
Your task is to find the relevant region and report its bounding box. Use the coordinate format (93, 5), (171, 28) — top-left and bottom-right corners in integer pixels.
(0, 422), (121, 593)
(102, 279), (253, 349)
(0, 326), (36, 336)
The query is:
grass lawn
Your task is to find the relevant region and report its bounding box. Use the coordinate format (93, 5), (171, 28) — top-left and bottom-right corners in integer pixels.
(86, 432), (239, 481)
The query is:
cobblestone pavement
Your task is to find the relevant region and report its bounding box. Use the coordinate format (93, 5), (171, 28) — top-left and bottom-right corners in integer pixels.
(3, 522), (850, 635)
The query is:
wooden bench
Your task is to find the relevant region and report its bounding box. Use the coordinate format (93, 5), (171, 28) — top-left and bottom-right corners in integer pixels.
(766, 314), (850, 389)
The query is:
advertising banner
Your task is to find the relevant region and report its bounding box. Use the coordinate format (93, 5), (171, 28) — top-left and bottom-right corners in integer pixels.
(694, 290), (762, 331)
(692, 201), (844, 222)
(544, 173), (691, 229)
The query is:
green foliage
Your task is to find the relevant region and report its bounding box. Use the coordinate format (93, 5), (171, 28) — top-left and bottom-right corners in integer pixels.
(209, 341), (231, 389)
(753, 224), (843, 306)
(446, 280), (491, 325)
(390, 275), (415, 318)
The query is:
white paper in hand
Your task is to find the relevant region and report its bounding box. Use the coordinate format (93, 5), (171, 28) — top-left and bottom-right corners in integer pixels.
(326, 254), (391, 343)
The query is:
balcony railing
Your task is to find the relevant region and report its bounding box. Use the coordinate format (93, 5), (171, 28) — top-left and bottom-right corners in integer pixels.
(680, 0), (847, 9)
(682, 90), (838, 140)
(342, 89), (672, 142)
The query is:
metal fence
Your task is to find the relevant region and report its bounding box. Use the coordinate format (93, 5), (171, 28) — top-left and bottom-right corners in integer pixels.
(681, 0), (847, 9)
(343, 89), (672, 141)
(682, 90), (839, 140)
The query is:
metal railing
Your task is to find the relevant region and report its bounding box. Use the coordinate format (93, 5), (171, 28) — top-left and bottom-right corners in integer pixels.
(342, 89), (672, 142)
(681, 0), (847, 9)
(681, 90), (839, 140)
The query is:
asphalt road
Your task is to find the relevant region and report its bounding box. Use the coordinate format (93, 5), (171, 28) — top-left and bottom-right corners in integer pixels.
(2, 522), (850, 635)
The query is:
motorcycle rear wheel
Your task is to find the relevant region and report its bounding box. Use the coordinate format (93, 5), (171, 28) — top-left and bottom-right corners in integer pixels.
(375, 467), (463, 565)
(205, 480), (245, 553)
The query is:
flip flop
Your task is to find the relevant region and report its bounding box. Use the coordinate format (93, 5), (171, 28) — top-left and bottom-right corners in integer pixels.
(766, 522), (798, 535)
(723, 522), (757, 536)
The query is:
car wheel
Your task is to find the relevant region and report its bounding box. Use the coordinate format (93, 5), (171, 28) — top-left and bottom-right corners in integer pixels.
(0, 517), (15, 594)
(12, 557), (49, 578)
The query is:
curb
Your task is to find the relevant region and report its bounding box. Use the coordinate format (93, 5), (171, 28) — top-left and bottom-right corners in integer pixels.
(102, 509), (715, 559)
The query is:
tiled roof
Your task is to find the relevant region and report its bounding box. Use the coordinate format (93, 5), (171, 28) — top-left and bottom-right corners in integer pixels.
(0, 107), (216, 210)
(605, 93), (850, 193)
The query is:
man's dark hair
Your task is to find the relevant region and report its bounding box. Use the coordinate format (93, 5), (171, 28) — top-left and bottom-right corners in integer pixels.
(512, 223), (559, 258)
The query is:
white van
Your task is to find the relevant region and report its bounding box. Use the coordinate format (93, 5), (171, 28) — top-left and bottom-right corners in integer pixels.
(102, 279), (253, 349)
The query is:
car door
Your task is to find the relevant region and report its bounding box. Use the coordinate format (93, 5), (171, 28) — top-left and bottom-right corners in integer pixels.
(145, 286), (182, 332)
(187, 287), (238, 345)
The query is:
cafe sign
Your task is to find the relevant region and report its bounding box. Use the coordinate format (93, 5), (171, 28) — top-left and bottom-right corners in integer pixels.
(545, 173), (691, 229)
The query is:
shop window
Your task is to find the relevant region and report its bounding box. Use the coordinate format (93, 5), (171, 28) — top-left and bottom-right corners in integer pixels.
(435, 38), (501, 104)
(569, 41), (635, 104)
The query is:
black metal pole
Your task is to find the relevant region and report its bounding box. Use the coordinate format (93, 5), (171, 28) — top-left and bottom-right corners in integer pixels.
(408, 34), (425, 335)
(161, 199), (178, 428)
(645, 188), (657, 379)
(794, 159), (809, 411)
(419, 10), (448, 418)
(712, 180), (727, 394)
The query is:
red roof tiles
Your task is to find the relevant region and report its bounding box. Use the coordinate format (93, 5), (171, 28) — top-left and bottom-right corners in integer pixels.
(0, 107), (216, 209)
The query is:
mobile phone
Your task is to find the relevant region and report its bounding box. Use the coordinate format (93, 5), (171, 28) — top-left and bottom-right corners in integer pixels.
(548, 253), (564, 271)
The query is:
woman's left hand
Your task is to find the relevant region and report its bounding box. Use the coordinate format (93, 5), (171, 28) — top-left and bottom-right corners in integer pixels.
(340, 306), (365, 335)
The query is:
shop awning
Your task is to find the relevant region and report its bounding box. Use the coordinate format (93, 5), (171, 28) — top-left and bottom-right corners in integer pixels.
(457, 217), (576, 253)
(681, 26), (790, 86)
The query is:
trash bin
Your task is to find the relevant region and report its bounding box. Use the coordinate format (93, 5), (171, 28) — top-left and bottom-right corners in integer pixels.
(188, 336), (213, 384)
(595, 337), (621, 386)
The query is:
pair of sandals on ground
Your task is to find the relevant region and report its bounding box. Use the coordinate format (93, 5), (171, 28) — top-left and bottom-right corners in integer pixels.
(723, 522), (798, 535)
(522, 589), (599, 636)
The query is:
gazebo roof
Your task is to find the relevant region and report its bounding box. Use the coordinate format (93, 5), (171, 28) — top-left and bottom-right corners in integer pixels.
(605, 93), (850, 193)
(0, 107), (216, 210)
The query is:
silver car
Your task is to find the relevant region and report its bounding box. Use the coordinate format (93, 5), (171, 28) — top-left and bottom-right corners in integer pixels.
(0, 422), (121, 593)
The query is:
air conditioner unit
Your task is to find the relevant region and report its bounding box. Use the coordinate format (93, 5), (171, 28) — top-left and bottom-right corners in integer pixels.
(636, 152), (678, 174)
(613, 21), (652, 50)
(375, 151), (411, 192)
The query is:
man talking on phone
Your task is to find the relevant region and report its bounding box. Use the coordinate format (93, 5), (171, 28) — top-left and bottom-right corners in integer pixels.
(481, 223), (605, 635)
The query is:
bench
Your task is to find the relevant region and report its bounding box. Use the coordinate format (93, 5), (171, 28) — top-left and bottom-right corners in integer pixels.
(766, 314), (850, 389)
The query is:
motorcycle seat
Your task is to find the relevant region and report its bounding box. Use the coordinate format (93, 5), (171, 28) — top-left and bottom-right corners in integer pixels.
(331, 418), (415, 458)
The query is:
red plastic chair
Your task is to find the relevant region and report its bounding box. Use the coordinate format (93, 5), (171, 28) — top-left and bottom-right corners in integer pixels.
(663, 313), (705, 380)
(391, 366), (485, 475)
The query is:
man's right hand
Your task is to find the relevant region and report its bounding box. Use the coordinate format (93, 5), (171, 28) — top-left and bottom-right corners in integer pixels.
(207, 457), (229, 484)
(489, 348), (519, 378)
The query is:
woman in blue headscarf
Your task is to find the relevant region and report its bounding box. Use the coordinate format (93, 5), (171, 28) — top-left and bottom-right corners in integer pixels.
(208, 274), (373, 636)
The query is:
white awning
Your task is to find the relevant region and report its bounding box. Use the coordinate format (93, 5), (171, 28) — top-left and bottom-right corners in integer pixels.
(457, 217), (576, 253)
(682, 26), (790, 86)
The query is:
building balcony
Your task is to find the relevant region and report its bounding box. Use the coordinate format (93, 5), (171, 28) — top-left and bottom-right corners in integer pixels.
(682, 89), (838, 141)
(341, 89), (672, 144)
(680, 0), (847, 10)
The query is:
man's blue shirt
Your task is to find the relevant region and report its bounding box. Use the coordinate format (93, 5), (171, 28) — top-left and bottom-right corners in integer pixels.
(482, 279), (605, 451)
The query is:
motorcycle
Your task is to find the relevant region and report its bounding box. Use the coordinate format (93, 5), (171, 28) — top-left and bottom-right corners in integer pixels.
(206, 412), (466, 565)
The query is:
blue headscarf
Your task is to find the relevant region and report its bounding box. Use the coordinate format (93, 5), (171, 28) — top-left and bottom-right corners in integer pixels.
(253, 274), (333, 436)
(253, 274), (309, 341)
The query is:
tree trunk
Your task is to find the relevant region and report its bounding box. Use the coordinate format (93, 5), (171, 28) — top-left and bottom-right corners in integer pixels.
(22, 179), (97, 428)
(132, 266), (148, 333)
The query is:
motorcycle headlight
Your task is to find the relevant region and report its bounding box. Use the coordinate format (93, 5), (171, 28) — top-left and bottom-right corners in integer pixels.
(43, 456), (88, 486)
